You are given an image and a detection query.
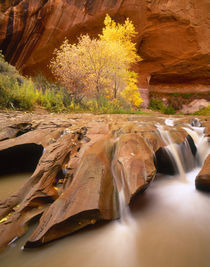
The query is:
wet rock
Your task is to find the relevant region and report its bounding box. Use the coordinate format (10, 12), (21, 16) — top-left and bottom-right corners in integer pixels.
(0, 127), (18, 141)
(185, 135), (197, 156)
(196, 155), (210, 192)
(154, 134), (197, 175)
(112, 133), (156, 203)
(25, 137), (118, 247)
(191, 118), (202, 127)
(203, 120), (210, 141)
(154, 146), (177, 175)
(0, 129), (84, 249)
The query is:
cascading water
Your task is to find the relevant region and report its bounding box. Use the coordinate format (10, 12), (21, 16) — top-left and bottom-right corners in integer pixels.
(109, 118), (210, 267)
(183, 124), (209, 165)
(156, 123), (188, 181)
(156, 119), (209, 181)
(109, 158), (138, 267)
(114, 165), (135, 225)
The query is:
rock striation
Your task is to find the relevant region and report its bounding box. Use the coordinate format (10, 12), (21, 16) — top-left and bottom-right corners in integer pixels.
(0, 0), (209, 106)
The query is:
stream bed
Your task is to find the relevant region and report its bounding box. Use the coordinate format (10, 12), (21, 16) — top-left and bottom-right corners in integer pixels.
(0, 169), (209, 267)
(0, 115), (209, 267)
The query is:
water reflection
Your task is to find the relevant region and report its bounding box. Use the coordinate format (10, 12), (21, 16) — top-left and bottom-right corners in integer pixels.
(0, 173), (31, 201)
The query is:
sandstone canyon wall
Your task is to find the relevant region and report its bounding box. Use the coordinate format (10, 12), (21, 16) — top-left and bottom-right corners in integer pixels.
(0, 0), (209, 105)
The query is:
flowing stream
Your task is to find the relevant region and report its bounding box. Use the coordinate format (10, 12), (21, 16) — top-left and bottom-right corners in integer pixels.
(0, 121), (210, 267)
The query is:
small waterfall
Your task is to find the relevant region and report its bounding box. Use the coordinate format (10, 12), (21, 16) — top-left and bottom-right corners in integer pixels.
(111, 161), (135, 224)
(118, 190), (129, 223)
(183, 125), (209, 165)
(155, 121), (210, 180)
(109, 160), (138, 267)
(118, 186), (137, 227)
(156, 123), (187, 181)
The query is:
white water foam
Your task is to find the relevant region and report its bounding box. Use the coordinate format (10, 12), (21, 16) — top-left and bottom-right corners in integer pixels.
(165, 118), (174, 127)
(183, 126), (209, 165)
(156, 123), (187, 181)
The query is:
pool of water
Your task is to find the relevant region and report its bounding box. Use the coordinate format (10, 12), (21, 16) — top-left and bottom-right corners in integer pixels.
(0, 169), (209, 267)
(0, 173), (31, 201)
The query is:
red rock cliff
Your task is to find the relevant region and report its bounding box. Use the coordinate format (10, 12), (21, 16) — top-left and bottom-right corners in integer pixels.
(0, 0), (209, 105)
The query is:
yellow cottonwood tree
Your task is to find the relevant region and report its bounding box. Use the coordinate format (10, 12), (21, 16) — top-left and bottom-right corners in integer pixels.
(121, 71), (143, 107)
(50, 14), (143, 108)
(50, 35), (127, 102)
(100, 14), (142, 107)
(100, 14), (140, 64)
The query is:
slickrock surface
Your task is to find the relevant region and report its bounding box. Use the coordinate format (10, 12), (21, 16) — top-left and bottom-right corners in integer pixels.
(0, 111), (209, 249)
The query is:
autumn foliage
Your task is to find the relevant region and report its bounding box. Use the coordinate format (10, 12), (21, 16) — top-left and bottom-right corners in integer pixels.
(50, 15), (143, 108)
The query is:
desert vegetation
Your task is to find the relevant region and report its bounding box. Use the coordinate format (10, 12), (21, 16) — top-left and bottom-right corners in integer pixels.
(0, 51), (67, 112)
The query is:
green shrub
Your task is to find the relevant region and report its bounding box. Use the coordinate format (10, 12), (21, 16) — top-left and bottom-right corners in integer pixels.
(38, 89), (65, 112)
(193, 106), (210, 116)
(33, 75), (70, 112)
(182, 93), (192, 99)
(170, 92), (192, 99)
(163, 105), (176, 115)
(0, 76), (37, 110)
(0, 50), (35, 110)
(11, 79), (36, 110)
(149, 98), (175, 114)
(0, 56), (68, 112)
(149, 98), (165, 111)
(171, 93), (181, 97)
(84, 96), (131, 114)
(0, 75), (14, 108)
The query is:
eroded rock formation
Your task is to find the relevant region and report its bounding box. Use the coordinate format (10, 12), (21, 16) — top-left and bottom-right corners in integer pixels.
(0, 112), (208, 250)
(0, 0), (209, 106)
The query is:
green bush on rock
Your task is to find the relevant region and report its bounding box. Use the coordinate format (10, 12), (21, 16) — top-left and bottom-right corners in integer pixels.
(149, 98), (175, 115)
(193, 106), (210, 116)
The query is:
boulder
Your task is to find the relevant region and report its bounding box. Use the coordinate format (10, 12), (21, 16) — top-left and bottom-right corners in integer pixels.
(195, 155), (210, 192)
(180, 99), (210, 114)
(25, 137), (118, 247)
(203, 120), (210, 141)
(112, 133), (156, 203)
(154, 134), (197, 175)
